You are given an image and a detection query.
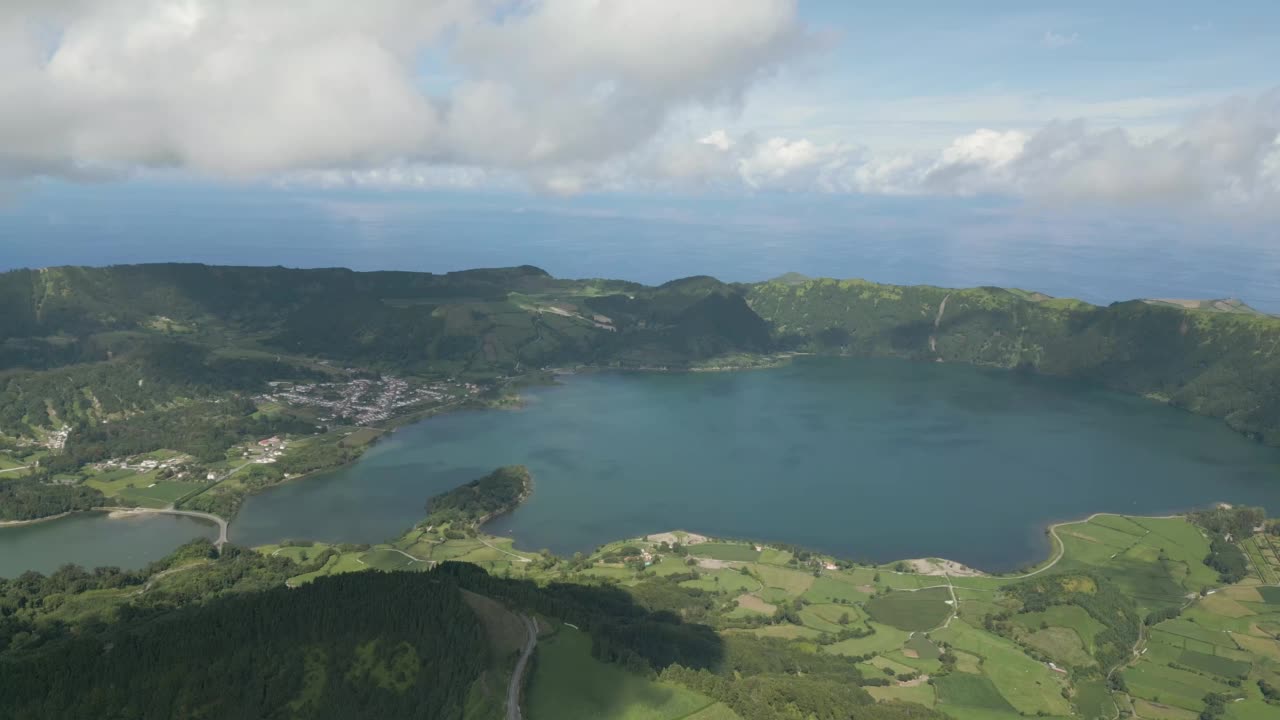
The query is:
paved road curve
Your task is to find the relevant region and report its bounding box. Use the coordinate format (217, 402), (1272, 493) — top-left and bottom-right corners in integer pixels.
(507, 614), (539, 720)
(98, 507), (229, 549)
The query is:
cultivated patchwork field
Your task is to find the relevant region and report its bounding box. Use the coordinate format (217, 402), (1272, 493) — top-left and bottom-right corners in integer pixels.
(247, 509), (1280, 720)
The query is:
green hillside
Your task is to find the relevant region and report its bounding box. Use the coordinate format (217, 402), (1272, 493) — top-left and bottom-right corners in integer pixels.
(747, 277), (1280, 445)
(3, 263), (1278, 447)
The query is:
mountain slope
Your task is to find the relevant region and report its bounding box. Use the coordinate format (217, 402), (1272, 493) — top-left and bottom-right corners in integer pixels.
(2, 264), (1280, 446)
(747, 277), (1280, 444)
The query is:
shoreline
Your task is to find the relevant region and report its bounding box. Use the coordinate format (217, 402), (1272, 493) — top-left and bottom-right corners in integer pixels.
(0, 511), (73, 528)
(549, 352), (802, 377)
(10, 349), (1263, 535)
(0, 497), (1222, 585)
(482, 505), (1217, 582)
(0, 505), (227, 534)
(0, 359), (1256, 578)
(474, 476), (534, 531)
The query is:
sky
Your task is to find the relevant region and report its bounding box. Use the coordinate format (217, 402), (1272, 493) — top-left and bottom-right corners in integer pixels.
(0, 1), (1278, 300)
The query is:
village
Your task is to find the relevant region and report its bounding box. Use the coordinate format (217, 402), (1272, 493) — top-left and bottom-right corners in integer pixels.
(255, 375), (480, 426)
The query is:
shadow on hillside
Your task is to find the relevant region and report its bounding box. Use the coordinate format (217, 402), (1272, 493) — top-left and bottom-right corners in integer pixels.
(435, 561), (726, 673)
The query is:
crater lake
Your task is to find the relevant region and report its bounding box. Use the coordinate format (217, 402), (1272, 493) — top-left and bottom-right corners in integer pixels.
(228, 357), (1280, 572)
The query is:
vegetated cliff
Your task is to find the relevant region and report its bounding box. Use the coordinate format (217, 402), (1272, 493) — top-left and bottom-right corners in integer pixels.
(746, 277), (1280, 445)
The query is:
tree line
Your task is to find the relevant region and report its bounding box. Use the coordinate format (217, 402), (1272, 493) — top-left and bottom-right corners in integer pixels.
(0, 569), (489, 720)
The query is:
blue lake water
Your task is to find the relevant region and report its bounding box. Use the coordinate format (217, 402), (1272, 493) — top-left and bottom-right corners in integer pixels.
(0, 512), (217, 578)
(231, 358), (1280, 572)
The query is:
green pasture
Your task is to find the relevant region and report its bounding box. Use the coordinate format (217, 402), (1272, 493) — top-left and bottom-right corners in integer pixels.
(1176, 648), (1250, 678)
(904, 634), (940, 660)
(930, 619), (1072, 716)
(803, 574), (872, 603)
(689, 543), (759, 562)
(119, 480), (203, 507)
(865, 682), (935, 707)
(360, 548), (423, 571)
(1013, 605), (1105, 652)
(1023, 626), (1094, 667)
(865, 587), (952, 631)
(935, 673), (1016, 713)
(749, 564), (814, 595)
(1071, 679), (1117, 720)
(1123, 660), (1231, 712)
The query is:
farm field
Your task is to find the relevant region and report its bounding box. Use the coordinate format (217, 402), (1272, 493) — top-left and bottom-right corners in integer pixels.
(688, 542), (760, 562)
(1071, 679), (1117, 720)
(1049, 514), (1217, 614)
(84, 468), (161, 496)
(0, 453), (26, 471)
(338, 427), (383, 448)
(242, 512), (1280, 720)
(865, 587), (953, 631)
(118, 481), (204, 508)
(1113, 523), (1280, 718)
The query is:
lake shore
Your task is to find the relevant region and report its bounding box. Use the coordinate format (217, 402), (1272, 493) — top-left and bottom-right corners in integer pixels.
(233, 358), (1280, 571)
(0, 511), (73, 528)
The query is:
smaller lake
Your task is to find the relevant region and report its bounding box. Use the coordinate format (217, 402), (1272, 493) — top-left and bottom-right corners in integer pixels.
(0, 513), (216, 578)
(232, 358), (1280, 571)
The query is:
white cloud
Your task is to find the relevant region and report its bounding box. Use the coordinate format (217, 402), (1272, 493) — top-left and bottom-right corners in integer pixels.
(1041, 30), (1078, 48)
(633, 89), (1280, 211)
(737, 136), (852, 190)
(699, 130), (735, 151)
(0, 0), (805, 182)
(1, 3), (1276, 213)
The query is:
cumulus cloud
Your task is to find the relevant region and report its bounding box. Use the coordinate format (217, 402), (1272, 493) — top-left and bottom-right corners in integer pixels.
(2, 3), (1277, 212)
(658, 89), (1280, 211)
(0, 0), (805, 182)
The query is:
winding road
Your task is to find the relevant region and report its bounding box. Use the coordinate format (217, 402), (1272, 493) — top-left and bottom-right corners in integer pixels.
(507, 614), (539, 720)
(480, 537), (533, 562)
(998, 512), (1182, 581)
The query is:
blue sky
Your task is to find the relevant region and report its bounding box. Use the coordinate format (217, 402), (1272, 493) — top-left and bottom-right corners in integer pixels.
(0, 1), (1277, 297)
(784, 1), (1278, 145)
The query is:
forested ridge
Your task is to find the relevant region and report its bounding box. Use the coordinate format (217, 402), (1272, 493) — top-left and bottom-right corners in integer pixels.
(2, 263), (1277, 448)
(747, 277), (1280, 445)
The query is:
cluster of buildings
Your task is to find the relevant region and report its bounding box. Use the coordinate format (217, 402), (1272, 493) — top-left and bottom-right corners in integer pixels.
(619, 547), (658, 567)
(43, 425), (71, 450)
(242, 436), (288, 464)
(94, 453), (194, 478)
(256, 376), (479, 426)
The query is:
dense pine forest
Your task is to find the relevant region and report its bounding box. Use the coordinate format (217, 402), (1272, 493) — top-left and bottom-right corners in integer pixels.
(0, 570), (490, 720)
